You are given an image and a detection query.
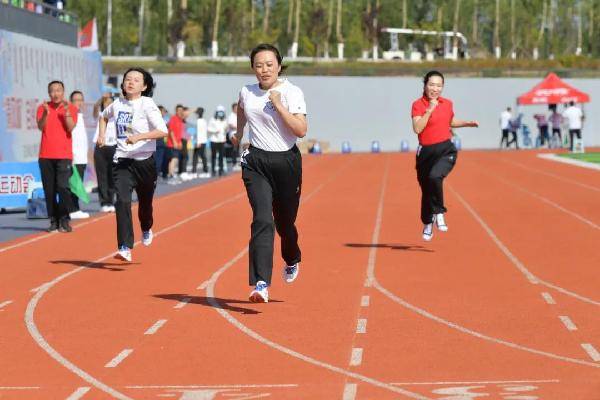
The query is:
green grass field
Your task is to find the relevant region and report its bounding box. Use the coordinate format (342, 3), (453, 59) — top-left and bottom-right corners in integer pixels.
(558, 152), (600, 164)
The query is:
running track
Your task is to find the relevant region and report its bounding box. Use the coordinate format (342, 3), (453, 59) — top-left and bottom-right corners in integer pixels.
(1, 150), (599, 399)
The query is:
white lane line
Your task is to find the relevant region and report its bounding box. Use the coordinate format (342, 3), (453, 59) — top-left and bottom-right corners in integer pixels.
(392, 379), (560, 386)
(537, 153), (600, 171)
(498, 157), (600, 193)
(558, 316), (578, 331)
(174, 297), (192, 309)
(363, 278), (372, 287)
(144, 319), (168, 335)
(104, 349), (133, 368)
(449, 184), (600, 307)
(360, 295), (370, 307)
(25, 193), (248, 400)
(342, 383), (357, 400)
(0, 300), (13, 310)
(0, 386), (40, 390)
(541, 292), (556, 305)
(362, 168), (600, 370)
(349, 348), (363, 366)
(126, 384), (298, 389)
(197, 280), (209, 290)
(581, 344), (600, 362)
(356, 319), (367, 334)
(205, 158), (430, 400)
(65, 387), (91, 400)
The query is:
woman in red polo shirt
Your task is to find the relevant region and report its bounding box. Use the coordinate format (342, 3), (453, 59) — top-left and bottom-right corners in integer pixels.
(411, 71), (478, 241)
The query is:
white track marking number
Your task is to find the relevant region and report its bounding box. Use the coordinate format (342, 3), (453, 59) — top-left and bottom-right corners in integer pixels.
(432, 384), (540, 399)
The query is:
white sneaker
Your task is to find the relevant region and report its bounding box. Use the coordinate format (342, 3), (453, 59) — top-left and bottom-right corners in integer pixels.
(69, 210), (90, 219)
(142, 229), (153, 246)
(435, 213), (448, 232)
(249, 281), (269, 303)
(115, 246), (132, 262)
(108, 205), (116, 213)
(282, 263), (299, 283)
(100, 205), (112, 213)
(422, 223), (433, 241)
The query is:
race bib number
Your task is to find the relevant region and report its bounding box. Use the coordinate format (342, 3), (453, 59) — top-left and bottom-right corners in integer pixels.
(116, 111), (133, 139)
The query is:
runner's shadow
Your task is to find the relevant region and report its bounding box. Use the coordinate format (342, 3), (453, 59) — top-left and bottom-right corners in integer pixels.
(344, 243), (434, 253)
(50, 260), (129, 271)
(153, 294), (282, 315)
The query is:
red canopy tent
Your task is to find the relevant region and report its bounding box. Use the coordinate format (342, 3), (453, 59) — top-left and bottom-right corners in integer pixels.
(517, 72), (590, 105)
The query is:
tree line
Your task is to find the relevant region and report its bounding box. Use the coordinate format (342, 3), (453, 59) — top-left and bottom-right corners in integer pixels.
(69, 0), (600, 60)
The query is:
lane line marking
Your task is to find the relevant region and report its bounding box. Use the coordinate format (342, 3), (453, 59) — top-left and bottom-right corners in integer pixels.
(362, 164), (600, 370)
(391, 379), (560, 386)
(356, 319), (367, 334)
(349, 348), (363, 366)
(126, 384), (299, 389)
(25, 192), (248, 400)
(497, 157), (600, 193)
(449, 184), (600, 307)
(363, 278), (372, 287)
(174, 297), (192, 309)
(538, 153), (600, 171)
(361, 295), (370, 307)
(66, 387), (91, 400)
(541, 292), (556, 305)
(342, 383), (357, 400)
(558, 316), (578, 331)
(197, 281), (209, 290)
(104, 349), (133, 368)
(205, 157), (430, 400)
(144, 319), (168, 335)
(0, 300), (13, 310)
(581, 344), (600, 362)
(0, 387), (40, 390)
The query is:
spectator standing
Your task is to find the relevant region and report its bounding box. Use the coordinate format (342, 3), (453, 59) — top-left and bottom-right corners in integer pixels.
(499, 107), (512, 149)
(192, 107), (209, 178)
(207, 105), (227, 177)
(68, 90), (90, 219)
(93, 95), (116, 212)
(562, 101), (584, 151)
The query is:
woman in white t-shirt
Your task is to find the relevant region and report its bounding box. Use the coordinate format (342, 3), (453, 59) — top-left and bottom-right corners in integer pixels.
(207, 105), (228, 176)
(98, 67), (168, 262)
(232, 43), (308, 303)
(192, 107), (209, 177)
(68, 90), (90, 220)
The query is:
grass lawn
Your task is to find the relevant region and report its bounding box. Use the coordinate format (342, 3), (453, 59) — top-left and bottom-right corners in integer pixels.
(558, 152), (600, 164)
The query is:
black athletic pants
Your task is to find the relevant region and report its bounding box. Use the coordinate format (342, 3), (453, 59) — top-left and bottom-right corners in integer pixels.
(508, 130), (519, 149)
(500, 129), (509, 148)
(192, 144), (208, 173)
(211, 142), (225, 175)
(416, 140), (457, 225)
(38, 158), (73, 222)
(242, 145), (302, 286)
(569, 129), (582, 151)
(178, 138), (189, 174)
(70, 163), (86, 212)
(114, 156), (157, 249)
(94, 145), (116, 206)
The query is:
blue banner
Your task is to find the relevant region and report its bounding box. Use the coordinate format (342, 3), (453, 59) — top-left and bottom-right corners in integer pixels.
(0, 161), (40, 209)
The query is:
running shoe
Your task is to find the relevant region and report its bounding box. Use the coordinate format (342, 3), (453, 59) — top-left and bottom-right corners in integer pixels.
(142, 229), (153, 246)
(422, 223), (433, 241)
(282, 263), (299, 283)
(47, 219), (59, 232)
(115, 246), (132, 262)
(249, 281), (269, 303)
(58, 218), (72, 233)
(435, 213), (448, 232)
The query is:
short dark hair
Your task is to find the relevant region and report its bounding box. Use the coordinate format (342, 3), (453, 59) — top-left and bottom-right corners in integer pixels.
(232, 103), (238, 110)
(70, 90), (84, 101)
(175, 104), (184, 110)
(569, 101), (575, 106)
(250, 43), (287, 75)
(48, 80), (64, 90)
(196, 107), (204, 118)
(120, 67), (155, 97)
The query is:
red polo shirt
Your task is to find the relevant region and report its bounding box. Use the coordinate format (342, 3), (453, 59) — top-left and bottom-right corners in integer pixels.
(167, 116), (184, 148)
(36, 102), (78, 159)
(411, 96), (454, 146)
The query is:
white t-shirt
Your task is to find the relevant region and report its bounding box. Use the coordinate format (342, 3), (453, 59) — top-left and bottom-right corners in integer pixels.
(208, 118), (227, 143)
(239, 79), (307, 152)
(93, 116), (117, 146)
(71, 112), (88, 164)
(101, 96), (167, 160)
(196, 118), (208, 145)
(500, 110), (512, 130)
(562, 106), (583, 130)
(227, 112), (237, 134)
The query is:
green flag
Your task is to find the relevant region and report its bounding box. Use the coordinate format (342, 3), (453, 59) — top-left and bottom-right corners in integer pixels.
(69, 165), (90, 204)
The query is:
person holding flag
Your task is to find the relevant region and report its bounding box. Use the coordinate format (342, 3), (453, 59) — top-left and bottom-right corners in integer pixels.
(97, 68), (168, 262)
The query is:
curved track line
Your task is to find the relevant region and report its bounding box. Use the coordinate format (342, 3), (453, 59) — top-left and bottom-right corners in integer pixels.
(24, 193), (246, 400)
(448, 184), (600, 307)
(205, 157), (430, 400)
(363, 166), (600, 370)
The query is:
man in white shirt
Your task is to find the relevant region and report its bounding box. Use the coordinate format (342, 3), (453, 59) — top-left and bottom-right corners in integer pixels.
(69, 90), (90, 219)
(562, 101), (584, 151)
(499, 107), (512, 149)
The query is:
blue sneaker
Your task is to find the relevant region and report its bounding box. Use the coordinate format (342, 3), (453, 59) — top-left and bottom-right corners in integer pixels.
(249, 281), (269, 303)
(142, 229), (153, 246)
(283, 263), (300, 283)
(115, 246), (132, 262)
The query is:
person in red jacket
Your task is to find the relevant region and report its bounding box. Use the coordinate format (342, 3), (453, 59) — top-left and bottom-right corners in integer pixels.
(36, 80), (78, 233)
(411, 71), (478, 241)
